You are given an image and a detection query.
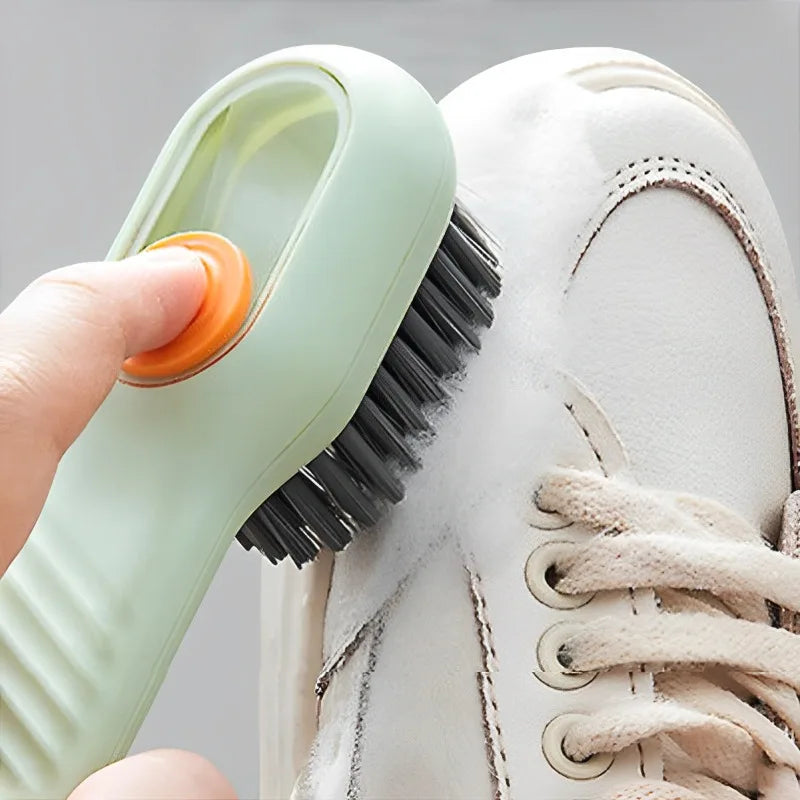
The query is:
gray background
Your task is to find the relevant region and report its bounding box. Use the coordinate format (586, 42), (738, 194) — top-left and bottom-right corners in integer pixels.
(1, 1), (798, 797)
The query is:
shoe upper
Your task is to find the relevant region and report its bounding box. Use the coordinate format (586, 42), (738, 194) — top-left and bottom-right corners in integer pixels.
(266, 48), (800, 800)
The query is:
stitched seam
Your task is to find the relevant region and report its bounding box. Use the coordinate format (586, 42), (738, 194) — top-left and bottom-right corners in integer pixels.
(571, 156), (800, 494)
(466, 563), (512, 799)
(316, 622), (372, 699)
(609, 157), (747, 222)
(345, 618), (386, 800)
(576, 157), (756, 275)
(476, 673), (504, 800)
(564, 398), (646, 778)
(564, 401), (608, 478)
(315, 533), (449, 699)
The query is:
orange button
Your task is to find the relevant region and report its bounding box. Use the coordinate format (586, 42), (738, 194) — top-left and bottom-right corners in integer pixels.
(123, 232), (253, 378)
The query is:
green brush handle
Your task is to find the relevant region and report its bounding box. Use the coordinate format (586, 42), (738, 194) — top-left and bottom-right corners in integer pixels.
(0, 45), (456, 799)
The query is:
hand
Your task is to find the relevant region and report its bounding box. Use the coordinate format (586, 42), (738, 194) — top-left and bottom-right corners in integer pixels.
(0, 249), (237, 799)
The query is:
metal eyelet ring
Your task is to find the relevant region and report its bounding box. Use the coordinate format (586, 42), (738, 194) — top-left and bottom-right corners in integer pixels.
(525, 541), (595, 610)
(542, 714), (614, 780)
(527, 483), (571, 530)
(534, 622), (596, 690)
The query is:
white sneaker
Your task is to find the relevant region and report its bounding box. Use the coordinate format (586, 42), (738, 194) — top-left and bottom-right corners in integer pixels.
(261, 48), (800, 800)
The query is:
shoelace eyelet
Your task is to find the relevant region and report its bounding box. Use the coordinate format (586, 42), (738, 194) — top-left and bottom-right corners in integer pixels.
(534, 622), (596, 690)
(525, 541), (595, 610)
(528, 483), (572, 530)
(542, 714), (614, 780)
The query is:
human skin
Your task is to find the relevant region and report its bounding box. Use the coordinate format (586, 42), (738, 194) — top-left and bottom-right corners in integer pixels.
(0, 248), (237, 799)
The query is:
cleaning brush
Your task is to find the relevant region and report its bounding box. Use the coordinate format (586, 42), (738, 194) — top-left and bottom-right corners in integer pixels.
(0, 45), (499, 800)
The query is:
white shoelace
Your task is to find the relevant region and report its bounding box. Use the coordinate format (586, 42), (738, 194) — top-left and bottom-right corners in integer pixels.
(536, 468), (800, 800)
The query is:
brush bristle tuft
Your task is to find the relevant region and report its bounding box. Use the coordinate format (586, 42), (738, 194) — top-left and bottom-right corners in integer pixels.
(237, 204), (500, 566)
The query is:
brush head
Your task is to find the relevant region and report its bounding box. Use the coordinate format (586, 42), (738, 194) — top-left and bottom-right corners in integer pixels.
(236, 204), (500, 566)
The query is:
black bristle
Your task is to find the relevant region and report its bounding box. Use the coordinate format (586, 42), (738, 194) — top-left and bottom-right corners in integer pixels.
(352, 396), (420, 471)
(383, 337), (447, 406)
(308, 450), (380, 527)
(413, 277), (481, 351)
(429, 249), (494, 327)
(367, 367), (430, 436)
(266, 494), (321, 567)
(281, 474), (351, 552)
(442, 221), (501, 298)
(236, 529), (255, 550)
(240, 517), (287, 564)
(335, 425), (405, 504)
(399, 307), (461, 377)
(450, 206), (500, 281)
(239, 203), (500, 566)
(241, 507), (295, 566)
